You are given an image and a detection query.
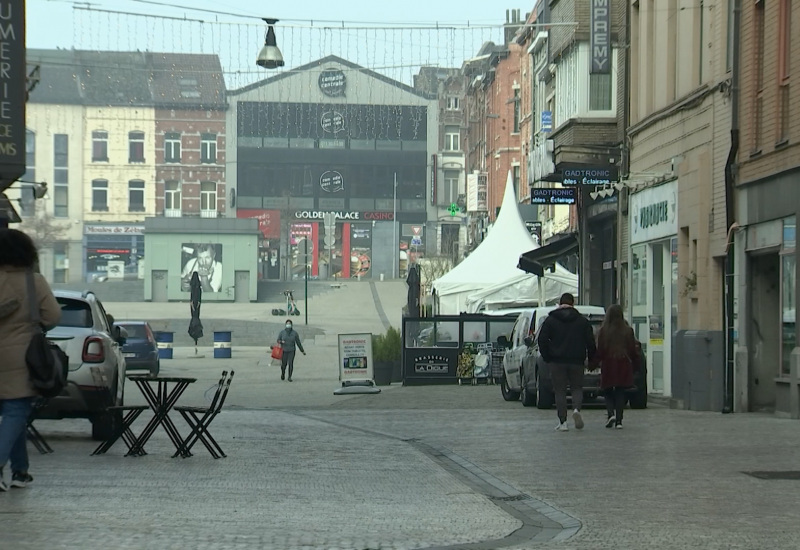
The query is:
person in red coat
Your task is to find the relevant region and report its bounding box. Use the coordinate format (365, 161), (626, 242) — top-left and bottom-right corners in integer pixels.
(591, 304), (641, 429)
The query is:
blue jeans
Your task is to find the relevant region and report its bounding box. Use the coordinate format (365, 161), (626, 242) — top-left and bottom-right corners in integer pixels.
(0, 397), (33, 474)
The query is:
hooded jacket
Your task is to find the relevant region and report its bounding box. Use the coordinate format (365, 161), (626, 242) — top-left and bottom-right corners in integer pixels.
(538, 306), (597, 365)
(0, 267), (62, 400)
(277, 326), (305, 353)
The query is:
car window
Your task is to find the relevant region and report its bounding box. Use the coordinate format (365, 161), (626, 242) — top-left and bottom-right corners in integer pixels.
(56, 298), (93, 328)
(121, 324), (148, 338)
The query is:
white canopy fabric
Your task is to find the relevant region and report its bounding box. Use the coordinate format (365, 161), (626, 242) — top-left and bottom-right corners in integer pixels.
(432, 172), (540, 314)
(464, 265), (579, 313)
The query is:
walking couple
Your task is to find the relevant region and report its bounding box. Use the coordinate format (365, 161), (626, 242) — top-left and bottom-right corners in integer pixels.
(538, 294), (642, 431)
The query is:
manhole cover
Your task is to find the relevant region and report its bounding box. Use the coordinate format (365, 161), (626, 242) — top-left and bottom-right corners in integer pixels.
(743, 471), (800, 480)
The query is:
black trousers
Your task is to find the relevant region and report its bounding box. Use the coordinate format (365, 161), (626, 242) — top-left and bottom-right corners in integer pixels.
(604, 386), (627, 422)
(550, 363), (584, 423)
(280, 350), (296, 379)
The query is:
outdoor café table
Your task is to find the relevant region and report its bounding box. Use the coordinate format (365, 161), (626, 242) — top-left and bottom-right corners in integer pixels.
(125, 375), (197, 457)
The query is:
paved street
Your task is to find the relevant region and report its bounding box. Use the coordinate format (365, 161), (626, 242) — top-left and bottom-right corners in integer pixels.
(3, 282), (799, 549)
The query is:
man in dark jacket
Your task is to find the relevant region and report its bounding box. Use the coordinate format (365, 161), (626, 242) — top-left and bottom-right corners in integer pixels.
(538, 293), (597, 431)
(277, 320), (306, 382)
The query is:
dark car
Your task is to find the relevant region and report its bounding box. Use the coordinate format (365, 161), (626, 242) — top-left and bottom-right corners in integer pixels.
(119, 321), (160, 376)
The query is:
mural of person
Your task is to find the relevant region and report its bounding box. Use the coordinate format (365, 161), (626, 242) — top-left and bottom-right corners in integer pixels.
(181, 243), (222, 292)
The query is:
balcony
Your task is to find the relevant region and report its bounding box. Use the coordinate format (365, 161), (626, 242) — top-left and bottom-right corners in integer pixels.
(164, 209), (181, 218)
(200, 209), (218, 219)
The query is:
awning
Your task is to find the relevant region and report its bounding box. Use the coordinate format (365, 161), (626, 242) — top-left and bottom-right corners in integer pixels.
(0, 193), (21, 224)
(518, 233), (579, 276)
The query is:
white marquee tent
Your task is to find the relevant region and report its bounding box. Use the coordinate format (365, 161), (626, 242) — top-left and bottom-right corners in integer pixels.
(464, 265), (578, 313)
(432, 173), (578, 314)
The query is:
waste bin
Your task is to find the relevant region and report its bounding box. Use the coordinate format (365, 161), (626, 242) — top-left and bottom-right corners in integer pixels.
(154, 331), (174, 360)
(213, 331), (232, 359)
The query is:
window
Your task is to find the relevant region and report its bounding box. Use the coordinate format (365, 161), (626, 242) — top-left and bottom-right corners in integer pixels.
(21, 130), (36, 216)
(446, 96), (460, 110)
(443, 170), (460, 204)
(129, 131), (145, 163)
(164, 180), (181, 213)
(444, 126), (460, 151)
(164, 132), (181, 163)
(201, 133), (217, 164)
(128, 180), (145, 212)
(53, 134), (68, 218)
(512, 165), (520, 193)
(200, 181), (217, 214)
(91, 179), (108, 211)
(92, 130), (108, 162)
(589, 73), (613, 111)
(777, 0), (791, 143)
(53, 243), (68, 284)
(752, 0), (766, 153)
(512, 88), (520, 133)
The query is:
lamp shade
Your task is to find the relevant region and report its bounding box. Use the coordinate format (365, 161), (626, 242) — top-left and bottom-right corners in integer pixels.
(257, 18), (284, 69)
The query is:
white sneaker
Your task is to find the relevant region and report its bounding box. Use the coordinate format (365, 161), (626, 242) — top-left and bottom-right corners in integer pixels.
(555, 422), (569, 432)
(605, 415), (616, 428)
(615, 423), (624, 430)
(572, 410), (584, 430)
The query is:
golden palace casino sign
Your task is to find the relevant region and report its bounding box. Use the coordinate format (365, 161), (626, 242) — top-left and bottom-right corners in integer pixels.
(0, 0), (25, 190)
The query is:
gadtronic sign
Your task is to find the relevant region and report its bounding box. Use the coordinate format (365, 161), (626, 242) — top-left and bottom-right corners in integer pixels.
(559, 164), (619, 186)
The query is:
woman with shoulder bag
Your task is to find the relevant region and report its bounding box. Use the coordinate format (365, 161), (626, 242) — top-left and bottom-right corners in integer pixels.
(590, 304), (642, 429)
(0, 229), (61, 491)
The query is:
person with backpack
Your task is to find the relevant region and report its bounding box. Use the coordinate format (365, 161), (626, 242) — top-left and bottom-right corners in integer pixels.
(538, 293), (597, 432)
(0, 229), (61, 491)
(276, 319), (306, 382)
(590, 304), (642, 429)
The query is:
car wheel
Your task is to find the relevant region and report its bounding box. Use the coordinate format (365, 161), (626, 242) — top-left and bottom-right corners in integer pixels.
(628, 388), (648, 409)
(500, 373), (520, 401)
(535, 374), (555, 409)
(520, 368), (537, 407)
(150, 360), (160, 377)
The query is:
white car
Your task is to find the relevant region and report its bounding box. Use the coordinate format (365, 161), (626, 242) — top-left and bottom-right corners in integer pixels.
(499, 305), (607, 407)
(38, 290), (128, 440)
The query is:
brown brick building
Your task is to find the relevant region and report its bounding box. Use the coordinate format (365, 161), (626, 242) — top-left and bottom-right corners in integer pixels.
(735, 0), (798, 416)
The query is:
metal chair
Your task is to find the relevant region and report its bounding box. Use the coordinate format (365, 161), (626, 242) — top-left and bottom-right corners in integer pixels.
(172, 370), (234, 459)
(27, 398), (53, 454)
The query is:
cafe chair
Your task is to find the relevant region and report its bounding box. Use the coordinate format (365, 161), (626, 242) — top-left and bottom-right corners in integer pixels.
(172, 370), (235, 459)
(27, 398), (54, 455)
(90, 367), (148, 456)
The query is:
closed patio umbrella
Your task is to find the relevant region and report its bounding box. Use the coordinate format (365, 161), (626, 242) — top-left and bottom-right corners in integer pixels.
(406, 263), (420, 317)
(188, 272), (204, 354)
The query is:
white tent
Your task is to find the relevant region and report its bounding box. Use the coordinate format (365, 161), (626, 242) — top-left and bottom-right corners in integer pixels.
(464, 265), (579, 313)
(432, 172), (540, 314)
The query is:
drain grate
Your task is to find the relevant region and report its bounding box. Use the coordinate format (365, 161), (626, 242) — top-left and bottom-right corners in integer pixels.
(743, 471), (800, 480)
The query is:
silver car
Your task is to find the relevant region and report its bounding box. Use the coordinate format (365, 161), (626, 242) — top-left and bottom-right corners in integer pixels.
(39, 290), (127, 441)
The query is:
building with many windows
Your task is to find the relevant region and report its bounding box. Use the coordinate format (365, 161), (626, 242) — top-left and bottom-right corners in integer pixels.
(227, 56), (437, 282)
(20, 50), (226, 283)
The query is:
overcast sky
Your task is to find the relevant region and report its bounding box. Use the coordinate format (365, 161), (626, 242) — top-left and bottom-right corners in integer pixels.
(27, 0), (523, 87)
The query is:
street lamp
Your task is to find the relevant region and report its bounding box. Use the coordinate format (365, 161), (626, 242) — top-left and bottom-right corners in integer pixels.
(256, 18), (284, 69)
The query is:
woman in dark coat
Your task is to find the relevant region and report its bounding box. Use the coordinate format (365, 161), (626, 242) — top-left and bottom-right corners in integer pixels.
(591, 304), (641, 429)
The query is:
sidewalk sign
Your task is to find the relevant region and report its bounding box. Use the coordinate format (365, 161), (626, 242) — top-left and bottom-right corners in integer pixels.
(334, 333), (380, 395)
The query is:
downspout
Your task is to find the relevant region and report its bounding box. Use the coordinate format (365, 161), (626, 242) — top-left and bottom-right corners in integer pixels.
(722, 0), (741, 413)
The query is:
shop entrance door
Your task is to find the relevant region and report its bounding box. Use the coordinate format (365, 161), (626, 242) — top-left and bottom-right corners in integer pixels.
(152, 270), (168, 302)
(234, 271), (250, 303)
(748, 252), (780, 411)
(647, 242), (673, 395)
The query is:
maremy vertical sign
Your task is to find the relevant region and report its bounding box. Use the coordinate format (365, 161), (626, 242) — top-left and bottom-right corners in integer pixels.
(0, 0), (25, 190)
(337, 333), (374, 383)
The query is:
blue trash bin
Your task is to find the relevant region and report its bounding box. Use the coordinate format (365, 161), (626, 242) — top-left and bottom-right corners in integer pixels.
(154, 331), (174, 360)
(213, 331), (232, 359)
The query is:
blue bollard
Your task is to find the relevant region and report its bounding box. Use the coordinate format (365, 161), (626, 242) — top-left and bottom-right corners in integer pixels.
(213, 331), (232, 359)
(154, 331), (174, 359)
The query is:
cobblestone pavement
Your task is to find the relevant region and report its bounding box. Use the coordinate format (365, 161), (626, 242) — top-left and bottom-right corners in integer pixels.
(3, 283), (799, 549)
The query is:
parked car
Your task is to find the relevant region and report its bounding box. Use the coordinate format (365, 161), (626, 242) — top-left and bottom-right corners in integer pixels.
(498, 305), (647, 409)
(40, 290), (127, 440)
(118, 321), (160, 376)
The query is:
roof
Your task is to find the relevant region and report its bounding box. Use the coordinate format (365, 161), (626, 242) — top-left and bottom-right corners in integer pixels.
(26, 49), (226, 109)
(229, 55), (436, 100)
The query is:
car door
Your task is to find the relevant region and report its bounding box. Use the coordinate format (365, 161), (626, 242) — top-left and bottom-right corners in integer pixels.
(507, 312), (531, 388)
(503, 315), (523, 386)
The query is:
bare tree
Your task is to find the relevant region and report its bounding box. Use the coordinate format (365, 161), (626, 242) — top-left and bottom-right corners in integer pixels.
(416, 255), (454, 287)
(18, 201), (71, 249)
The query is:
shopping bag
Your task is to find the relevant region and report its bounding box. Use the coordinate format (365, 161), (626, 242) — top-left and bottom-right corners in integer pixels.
(271, 345), (283, 361)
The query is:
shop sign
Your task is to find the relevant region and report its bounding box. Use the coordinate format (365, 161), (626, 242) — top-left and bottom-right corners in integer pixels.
(590, 0), (611, 74)
(414, 354), (451, 374)
(541, 111), (552, 133)
(629, 180), (678, 244)
(559, 163), (618, 185)
(320, 111), (346, 133)
(237, 209), (281, 239)
(530, 187), (576, 205)
(320, 170), (344, 193)
(337, 333), (374, 382)
(318, 68), (346, 97)
(0, 0), (26, 187)
(293, 210), (394, 221)
(85, 225), (144, 235)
